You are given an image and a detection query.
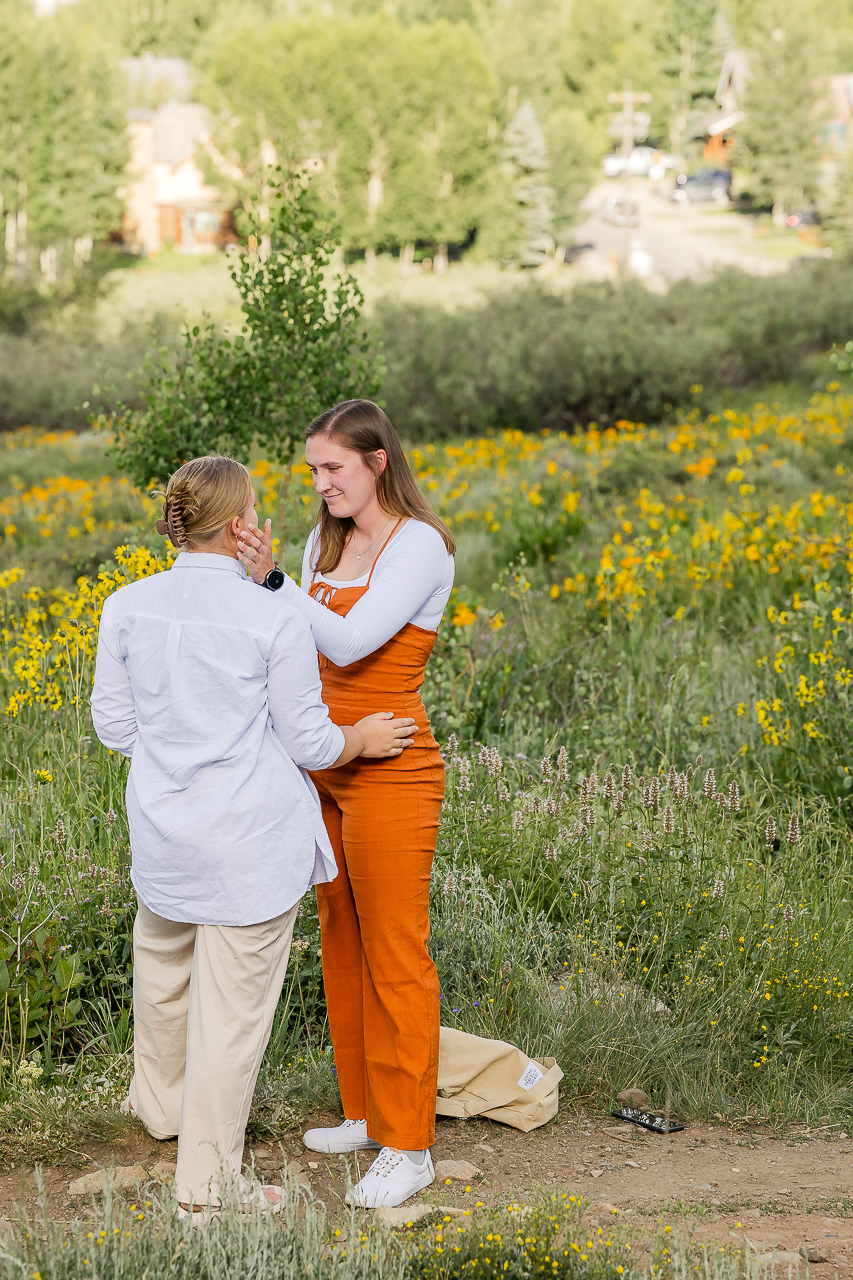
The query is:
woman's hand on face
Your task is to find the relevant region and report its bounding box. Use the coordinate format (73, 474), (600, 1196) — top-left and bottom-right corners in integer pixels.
(237, 519), (274, 585)
(355, 712), (418, 757)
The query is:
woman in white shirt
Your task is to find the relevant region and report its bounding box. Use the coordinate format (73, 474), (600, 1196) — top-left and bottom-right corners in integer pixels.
(91, 454), (417, 1218)
(237, 400), (455, 1208)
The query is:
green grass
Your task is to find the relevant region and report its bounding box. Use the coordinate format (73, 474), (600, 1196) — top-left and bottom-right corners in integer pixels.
(0, 1175), (737, 1280)
(2, 387), (853, 1151)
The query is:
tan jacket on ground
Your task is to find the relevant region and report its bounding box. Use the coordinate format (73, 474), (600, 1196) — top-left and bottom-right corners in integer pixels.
(436, 1027), (564, 1133)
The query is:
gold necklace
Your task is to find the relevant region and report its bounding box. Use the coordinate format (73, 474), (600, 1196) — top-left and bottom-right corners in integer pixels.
(352, 517), (394, 561)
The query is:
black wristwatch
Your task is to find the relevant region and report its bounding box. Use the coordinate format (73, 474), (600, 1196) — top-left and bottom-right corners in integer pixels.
(261, 565), (285, 591)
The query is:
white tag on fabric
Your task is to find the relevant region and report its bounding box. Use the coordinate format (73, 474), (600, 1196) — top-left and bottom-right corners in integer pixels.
(516, 1062), (544, 1092)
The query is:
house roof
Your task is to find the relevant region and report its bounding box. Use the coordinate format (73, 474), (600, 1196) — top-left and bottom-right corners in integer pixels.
(152, 102), (212, 168)
(715, 49), (750, 109)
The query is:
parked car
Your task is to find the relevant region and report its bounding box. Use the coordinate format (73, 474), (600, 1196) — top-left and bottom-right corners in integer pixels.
(601, 194), (639, 226)
(604, 147), (679, 178)
(671, 170), (732, 204)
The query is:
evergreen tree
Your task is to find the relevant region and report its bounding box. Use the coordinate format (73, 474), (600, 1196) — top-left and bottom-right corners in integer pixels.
(544, 107), (596, 244)
(505, 102), (554, 266)
(823, 147), (853, 259)
(738, 2), (821, 221)
(480, 101), (553, 266)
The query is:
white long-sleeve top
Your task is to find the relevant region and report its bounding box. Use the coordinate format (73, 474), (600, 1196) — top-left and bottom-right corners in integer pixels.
(267, 519), (454, 667)
(91, 552), (344, 927)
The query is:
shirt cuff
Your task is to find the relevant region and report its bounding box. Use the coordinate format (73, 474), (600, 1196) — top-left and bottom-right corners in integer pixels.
(320, 724), (346, 768)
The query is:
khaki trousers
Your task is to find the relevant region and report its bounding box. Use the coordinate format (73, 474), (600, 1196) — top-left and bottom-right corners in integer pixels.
(129, 898), (298, 1206)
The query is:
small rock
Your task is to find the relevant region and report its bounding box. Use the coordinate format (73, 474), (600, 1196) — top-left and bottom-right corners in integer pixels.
(590, 1169), (604, 1179)
(307, 1161), (319, 1170)
(150, 1161), (177, 1182)
(68, 1165), (146, 1197)
(597, 1203), (620, 1223)
(801, 1247), (828, 1263)
(696, 1184), (713, 1191)
(753, 1252), (803, 1268)
(373, 1202), (437, 1228)
(285, 1161), (305, 1175)
(625, 1160), (640, 1169)
(434, 1160), (482, 1182)
(474, 1143), (495, 1154)
(745, 1210), (762, 1219)
(617, 1089), (651, 1109)
(438, 1205), (469, 1218)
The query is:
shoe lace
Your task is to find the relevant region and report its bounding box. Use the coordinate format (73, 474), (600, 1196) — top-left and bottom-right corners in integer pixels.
(344, 1119), (366, 1129)
(369, 1147), (404, 1176)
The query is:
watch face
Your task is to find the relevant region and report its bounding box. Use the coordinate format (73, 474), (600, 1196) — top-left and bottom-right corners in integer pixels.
(266, 568), (285, 590)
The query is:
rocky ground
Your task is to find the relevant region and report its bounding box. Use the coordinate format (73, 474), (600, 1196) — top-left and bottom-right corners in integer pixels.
(1, 1108), (851, 1267)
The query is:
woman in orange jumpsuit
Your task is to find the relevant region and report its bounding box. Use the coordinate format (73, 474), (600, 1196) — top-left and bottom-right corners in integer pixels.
(238, 400), (455, 1208)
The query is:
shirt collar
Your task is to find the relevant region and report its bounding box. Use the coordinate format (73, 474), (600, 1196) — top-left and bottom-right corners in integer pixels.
(171, 552), (249, 578)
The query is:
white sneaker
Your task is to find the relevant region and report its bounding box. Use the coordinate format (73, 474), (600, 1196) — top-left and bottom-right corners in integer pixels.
(345, 1147), (434, 1208)
(302, 1118), (380, 1154)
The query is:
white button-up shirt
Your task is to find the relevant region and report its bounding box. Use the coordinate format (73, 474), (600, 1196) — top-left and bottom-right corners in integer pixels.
(91, 552), (344, 926)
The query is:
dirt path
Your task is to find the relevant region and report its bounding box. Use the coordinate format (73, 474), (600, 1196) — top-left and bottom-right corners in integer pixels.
(2, 1112), (851, 1267)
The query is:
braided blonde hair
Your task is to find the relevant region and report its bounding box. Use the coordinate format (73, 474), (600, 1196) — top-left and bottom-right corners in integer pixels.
(155, 456), (253, 549)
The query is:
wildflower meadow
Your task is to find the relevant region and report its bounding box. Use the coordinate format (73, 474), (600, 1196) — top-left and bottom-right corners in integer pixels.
(2, 388), (853, 1165)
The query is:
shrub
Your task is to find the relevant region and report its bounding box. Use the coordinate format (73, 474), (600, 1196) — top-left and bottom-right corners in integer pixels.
(0, 320), (169, 434)
(111, 171), (380, 490)
(3, 257), (852, 440)
(374, 261), (853, 438)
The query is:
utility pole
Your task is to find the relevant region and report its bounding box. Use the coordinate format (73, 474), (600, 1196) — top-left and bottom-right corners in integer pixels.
(607, 82), (651, 273)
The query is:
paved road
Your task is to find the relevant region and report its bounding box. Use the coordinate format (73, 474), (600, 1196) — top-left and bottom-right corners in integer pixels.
(572, 179), (804, 284)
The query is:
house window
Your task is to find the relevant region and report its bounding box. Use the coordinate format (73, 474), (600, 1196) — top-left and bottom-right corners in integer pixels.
(196, 211), (222, 234)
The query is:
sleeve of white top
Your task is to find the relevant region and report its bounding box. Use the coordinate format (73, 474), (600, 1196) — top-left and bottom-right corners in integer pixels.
(266, 608), (346, 768)
(91, 595), (138, 756)
(272, 523), (450, 667)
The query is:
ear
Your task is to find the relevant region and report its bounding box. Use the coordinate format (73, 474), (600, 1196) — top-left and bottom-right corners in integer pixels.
(230, 514), (243, 538)
(374, 449), (387, 475)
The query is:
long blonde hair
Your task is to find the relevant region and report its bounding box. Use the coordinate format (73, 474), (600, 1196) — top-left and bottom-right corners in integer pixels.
(155, 456), (253, 549)
(306, 400), (455, 575)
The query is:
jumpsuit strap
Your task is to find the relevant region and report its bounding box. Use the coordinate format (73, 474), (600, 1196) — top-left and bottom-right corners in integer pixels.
(365, 519), (404, 587)
(309, 574), (338, 608)
(307, 518), (403, 604)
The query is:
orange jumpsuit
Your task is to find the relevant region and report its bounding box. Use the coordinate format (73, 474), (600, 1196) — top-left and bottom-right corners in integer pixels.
(308, 534), (444, 1151)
